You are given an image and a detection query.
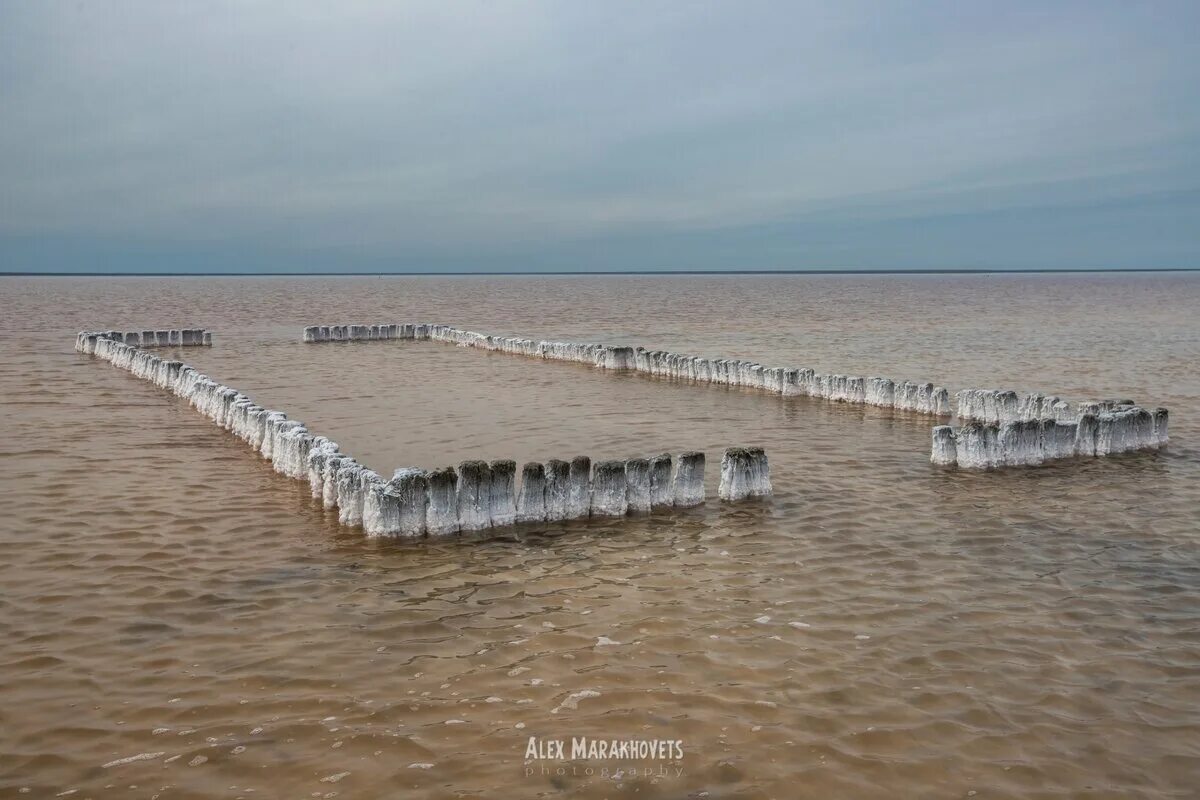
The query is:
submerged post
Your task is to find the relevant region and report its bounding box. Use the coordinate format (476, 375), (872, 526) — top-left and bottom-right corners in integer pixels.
(363, 480), (401, 536)
(516, 462), (547, 523)
(544, 459), (571, 522)
(426, 467), (460, 535)
(624, 458), (651, 513)
(488, 460), (517, 527)
(566, 456), (592, 519)
(671, 451), (705, 507)
(456, 460), (493, 531)
(648, 453), (673, 509)
(718, 447), (772, 501)
(930, 426), (958, 466)
(590, 460), (628, 517)
(393, 468), (429, 537)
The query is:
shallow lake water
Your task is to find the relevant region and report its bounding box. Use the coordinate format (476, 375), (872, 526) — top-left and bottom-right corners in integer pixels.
(1, 273), (1198, 799)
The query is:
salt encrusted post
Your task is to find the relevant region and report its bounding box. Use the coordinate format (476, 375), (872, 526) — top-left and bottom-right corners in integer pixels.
(271, 420), (303, 467)
(931, 387), (951, 415)
(488, 460), (517, 527)
(955, 423), (998, 469)
(648, 453), (673, 509)
(1096, 409), (1143, 456)
(957, 388), (1023, 424)
(930, 426), (958, 466)
(747, 447), (772, 496)
(600, 346), (635, 370)
(590, 460), (628, 517)
(995, 390), (1020, 422)
(866, 377), (895, 407)
(998, 419), (1043, 466)
(846, 376), (866, 403)
(718, 447), (772, 501)
(426, 467), (460, 535)
(624, 458), (651, 513)
(893, 381), (917, 411)
(719, 446), (752, 487)
(270, 420), (302, 473)
(282, 427), (314, 479)
(1042, 419), (1078, 460)
(1152, 407), (1170, 446)
(259, 412), (287, 459)
(516, 462), (547, 523)
(363, 480), (401, 536)
(246, 407), (267, 451)
(544, 459), (570, 522)
(335, 462), (368, 526)
(393, 468), (429, 537)
(307, 438), (339, 498)
(322, 455), (351, 509)
(353, 470), (382, 527)
(566, 456), (592, 519)
(456, 460), (492, 531)
(1073, 413), (1098, 457)
(670, 451), (705, 507)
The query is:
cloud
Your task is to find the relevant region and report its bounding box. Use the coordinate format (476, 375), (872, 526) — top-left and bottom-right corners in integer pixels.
(1, 0), (1198, 272)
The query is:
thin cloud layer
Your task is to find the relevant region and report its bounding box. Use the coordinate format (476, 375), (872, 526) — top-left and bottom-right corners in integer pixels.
(2, 1), (1197, 272)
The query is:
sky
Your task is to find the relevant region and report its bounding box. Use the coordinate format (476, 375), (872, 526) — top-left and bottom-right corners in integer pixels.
(1, 1), (1198, 274)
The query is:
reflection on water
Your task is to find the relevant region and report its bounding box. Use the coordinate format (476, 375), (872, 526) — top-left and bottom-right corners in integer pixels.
(1, 274), (1198, 798)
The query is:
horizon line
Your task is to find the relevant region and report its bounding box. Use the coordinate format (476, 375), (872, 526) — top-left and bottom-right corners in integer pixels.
(3, 267), (1199, 277)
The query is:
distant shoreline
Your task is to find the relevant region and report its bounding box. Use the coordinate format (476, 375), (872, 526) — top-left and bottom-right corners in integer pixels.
(2, 268), (1198, 277)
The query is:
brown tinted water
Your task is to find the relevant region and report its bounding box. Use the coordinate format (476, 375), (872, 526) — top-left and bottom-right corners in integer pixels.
(1, 274), (1198, 799)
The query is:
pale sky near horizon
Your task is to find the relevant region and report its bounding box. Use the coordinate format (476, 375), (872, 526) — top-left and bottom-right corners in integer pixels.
(1, 1), (1197, 273)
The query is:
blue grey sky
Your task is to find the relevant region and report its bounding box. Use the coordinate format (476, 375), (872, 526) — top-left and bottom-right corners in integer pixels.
(2, 1), (1197, 273)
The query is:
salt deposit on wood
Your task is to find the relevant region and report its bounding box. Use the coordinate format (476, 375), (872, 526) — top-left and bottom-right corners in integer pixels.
(648, 453), (674, 509)
(392, 468), (430, 537)
(363, 479), (401, 536)
(307, 438), (339, 499)
(543, 459), (571, 522)
(930, 426), (958, 466)
(671, 451), (706, 508)
(624, 458), (652, 513)
(456, 460), (492, 531)
(516, 462), (547, 523)
(426, 467), (460, 535)
(718, 447), (773, 501)
(566, 456), (592, 519)
(387, 480), (420, 537)
(590, 461), (628, 517)
(932, 405), (1168, 469)
(335, 462), (370, 527)
(487, 460), (517, 527)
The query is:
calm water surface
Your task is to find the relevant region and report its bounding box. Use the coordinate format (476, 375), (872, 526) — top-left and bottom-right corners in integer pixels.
(1, 274), (1198, 799)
